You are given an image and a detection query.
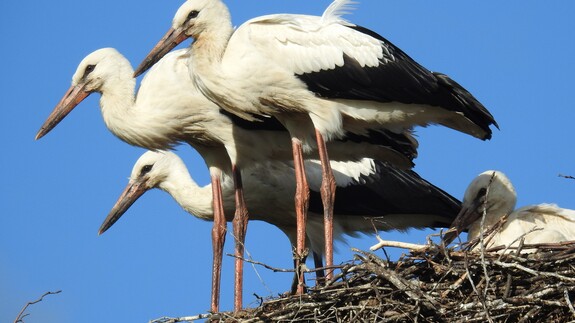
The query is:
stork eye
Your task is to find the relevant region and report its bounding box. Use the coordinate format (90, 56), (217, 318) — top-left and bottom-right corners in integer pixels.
(187, 10), (199, 20)
(140, 164), (153, 176)
(477, 187), (487, 198)
(84, 64), (96, 77)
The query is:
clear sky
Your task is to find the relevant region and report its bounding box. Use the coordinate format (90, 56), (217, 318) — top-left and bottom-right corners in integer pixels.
(2, 1), (575, 322)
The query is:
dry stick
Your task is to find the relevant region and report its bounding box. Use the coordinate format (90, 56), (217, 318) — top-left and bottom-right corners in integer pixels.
(369, 237), (428, 251)
(559, 174), (575, 180)
(463, 251), (494, 323)
(465, 217), (506, 251)
(497, 227), (542, 258)
(228, 253), (342, 277)
(475, 173), (494, 322)
(227, 253), (294, 273)
(518, 306), (541, 323)
(564, 288), (575, 318)
(363, 260), (440, 310)
(148, 314), (212, 323)
(493, 260), (575, 282)
(14, 290), (62, 323)
(440, 272), (469, 298)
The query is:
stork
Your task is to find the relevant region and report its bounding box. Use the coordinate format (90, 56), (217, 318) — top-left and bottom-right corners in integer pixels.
(134, 0), (497, 283)
(100, 150), (461, 299)
(446, 170), (575, 252)
(35, 48), (417, 312)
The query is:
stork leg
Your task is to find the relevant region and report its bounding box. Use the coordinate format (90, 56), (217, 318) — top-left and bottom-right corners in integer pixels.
(312, 251), (326, 286)
(315, 129), (336, 280)
(289, 257), (308, 294)
(292, 137), (310, 294)
(289, 250), (325, 293)
(232, 164), (249, 312)
(210, 173), (226, 313)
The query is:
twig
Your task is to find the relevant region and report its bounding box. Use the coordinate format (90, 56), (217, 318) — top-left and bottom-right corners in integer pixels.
(497, 227), (542, 258)
(226, 253), (295, 273)
(518, 306), (540, 323)
(14, 290), (62, 323)
(148, 314), (212, 323)
(565, 288), (575, 318)
(369, 237), (428, 251)
(363, 259), (440, 311)
(478, 174), (494, 311)
(559, 174), (575, 180)
(441, 272), (469, 298)
(465, 216), (506, 251)
(494, 260), (575, 282)
(227, 253), (343, 276)
(463, 251), (494, 323)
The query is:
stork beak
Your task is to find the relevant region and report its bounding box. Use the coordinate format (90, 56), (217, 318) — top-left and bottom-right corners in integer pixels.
(98, 178), (149, 235)
(134, 27), (189, 77)
(35, 84), (90, 140)
(443, 197), (484, 244)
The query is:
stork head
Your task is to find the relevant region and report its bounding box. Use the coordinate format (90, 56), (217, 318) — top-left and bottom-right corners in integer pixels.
(35, 48), (133, 140)
(98, 151), (184, 235)
(133, 0), (232, 77)
(444, 170), (517, 244)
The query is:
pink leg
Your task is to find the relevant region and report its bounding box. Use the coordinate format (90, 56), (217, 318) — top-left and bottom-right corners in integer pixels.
(210, 174), (226, 313)
(232, 165), (249, 312)
(315, 129), (336, 281)
(292, 138), (310, 294)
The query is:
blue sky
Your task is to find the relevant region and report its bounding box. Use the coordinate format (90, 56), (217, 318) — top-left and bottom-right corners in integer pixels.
(2, 1), (575, 322)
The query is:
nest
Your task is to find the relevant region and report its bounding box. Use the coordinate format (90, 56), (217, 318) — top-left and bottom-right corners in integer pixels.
(152, 238), (575, 323)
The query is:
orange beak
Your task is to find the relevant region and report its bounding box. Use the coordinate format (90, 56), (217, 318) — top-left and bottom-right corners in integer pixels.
(134, 27), (189, 77)
(98, 178), (149, 235)
(35, 83), (90, 140)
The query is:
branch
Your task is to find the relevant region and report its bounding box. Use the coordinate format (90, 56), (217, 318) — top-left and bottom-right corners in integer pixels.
(226, 253), (295, 273)
(226, 253), (342, 275)
(369, 236), (428, 251)
(493, 260), (575, 283)
(565, 288), (575, 318)
(148, 314), (213, 323)
(14, 290), (62, 323)
(559, 174), (575, 180)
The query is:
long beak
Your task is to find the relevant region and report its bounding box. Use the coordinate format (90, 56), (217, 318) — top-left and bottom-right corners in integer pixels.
(443, 197), (483, 244)
(98, 179), (149, 235)
(35, 84), (90, 140)
(134, 27), (189, 77)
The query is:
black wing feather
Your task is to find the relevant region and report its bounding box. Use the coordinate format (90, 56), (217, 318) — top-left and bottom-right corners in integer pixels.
(220, 108), (286, 132)
(296, 24), (497, 138)
(309, 160), (461, 228)
(340, 129), (417, 162)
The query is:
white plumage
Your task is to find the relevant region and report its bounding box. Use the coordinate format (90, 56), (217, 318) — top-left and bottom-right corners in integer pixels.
(35, 47), (416, 312)
(100, 150), (461, 295)
(448, 170), (575, 252)
(134, 0), (497, 285)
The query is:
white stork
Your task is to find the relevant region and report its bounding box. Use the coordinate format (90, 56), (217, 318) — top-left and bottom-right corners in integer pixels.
(100, 150), (461, 298)
(35, 48), (417, 312)
(134, 0), (497, 283)
(446, 170), (575, 252)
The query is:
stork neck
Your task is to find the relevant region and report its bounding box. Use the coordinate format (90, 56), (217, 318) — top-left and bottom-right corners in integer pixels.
(188, 11), (234, 96)
(189, 29), (257, 120)
(160, 167), (214, 221)
(98, 71), (185, 150)
(191, 13), (233, 66)
(99, 76), (138, 142)
(99, 75), (136, 111)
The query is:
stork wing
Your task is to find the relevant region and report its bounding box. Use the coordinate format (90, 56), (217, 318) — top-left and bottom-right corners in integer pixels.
(232, 14), (496, 137)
